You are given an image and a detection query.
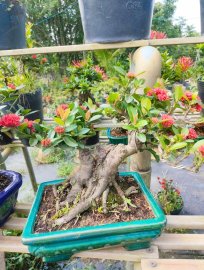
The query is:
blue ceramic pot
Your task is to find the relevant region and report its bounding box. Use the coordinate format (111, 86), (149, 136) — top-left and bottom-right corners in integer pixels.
(0, 170), (22, 226)
(22, 172), (166, 263)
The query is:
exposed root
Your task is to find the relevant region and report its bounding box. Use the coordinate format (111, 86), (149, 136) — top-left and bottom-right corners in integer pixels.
(112, 179), (128, 208)
(102, 187), (110, 214)
(125, 186), (139, 196)
(52, 186), (60, 212)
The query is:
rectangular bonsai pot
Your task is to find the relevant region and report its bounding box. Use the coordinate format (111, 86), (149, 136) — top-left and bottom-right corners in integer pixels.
(22, 172), (166, 263)
(0, 170), (22, 226)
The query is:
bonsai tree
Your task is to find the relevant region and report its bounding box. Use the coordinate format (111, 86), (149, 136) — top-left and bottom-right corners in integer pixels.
(18, 72), (204, 227)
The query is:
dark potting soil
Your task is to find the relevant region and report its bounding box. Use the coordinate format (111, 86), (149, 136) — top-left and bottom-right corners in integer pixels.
(111, 128), (128, 137)
(34, 176), (154, 233)
(194, 122), (204, 136)
(0, 175), (12, 192)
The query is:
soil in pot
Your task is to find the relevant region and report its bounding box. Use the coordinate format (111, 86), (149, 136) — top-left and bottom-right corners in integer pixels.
(0, 174), (12, 192)
(194, 122), (204, 137)
(34, 176), (154, 233)
(111, 128), (128, 137)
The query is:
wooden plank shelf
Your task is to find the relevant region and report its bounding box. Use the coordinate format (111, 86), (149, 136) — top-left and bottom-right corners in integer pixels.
(0, 36), (204, 57)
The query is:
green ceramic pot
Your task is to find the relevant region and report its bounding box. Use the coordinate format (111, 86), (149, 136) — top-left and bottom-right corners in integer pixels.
(22, 172), (166, 263)
(107, 128), (128, 145)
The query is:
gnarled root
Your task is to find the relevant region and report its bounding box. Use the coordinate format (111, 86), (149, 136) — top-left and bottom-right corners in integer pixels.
(55, 132), (140, 227)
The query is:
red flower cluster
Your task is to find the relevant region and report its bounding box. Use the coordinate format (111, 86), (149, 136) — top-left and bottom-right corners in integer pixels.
(150, 30), (167, 39)
(56, 104), (68, 116)
(175, 189), (181, 195)
(55, 126), (65, 134)
(181, 91), (193, 102)
(191, 103), (202, 112)
(24, 119), (35, 132)
(198, 145), (204, 157)
(32, 54), (37, 59)
(41, 57), (48, 64)
(41, 138), (51, 147)
(177, 56), (193, 72)
(7, 83), (16, 90)
(93, 65), (108, 80)
(0, 114), (21, 127)
(147, 88), (169, 101)
(161, 114), (174, 128)
(151, 117), (159, 124)
(72, 60), (86, 68)
(158, 177), (166, 190)
(127, 72), (136, 79)
(186, 128), (198, 140)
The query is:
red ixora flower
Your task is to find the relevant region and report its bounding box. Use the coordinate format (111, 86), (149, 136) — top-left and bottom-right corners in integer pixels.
(56, 104), (68, 116)
(198, 145), (204, 157)
(151, 117), (159, 124)
(147, 88), (169, 101)
(55, 126), (65, 134)
(127, 71), (136, 79)
(175, 188), (181, 195)
(177, 56), (193, 72)
(161, 114), (174, 128)
(72, 60), (86, 68)
(32, 54), (37, 59)
(93, 65), (108, 80)
(150, 30), (167, 39)
(41, 138), (51, 147)
(186, 128), (198, 140)
(191, 103), (203, 112)
(181, 91), (193, 102)
(0, 114), (21, 127)
(41, 57), (48, 64)
(7, 83), (16, 90)
(24, 119), (35, 132)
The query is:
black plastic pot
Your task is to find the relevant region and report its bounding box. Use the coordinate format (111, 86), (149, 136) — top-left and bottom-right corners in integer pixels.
(78, 0), (154, 43)
(170, 206), (183, 215)
(0, 0), (26, 50)
(84, 131), (99, 146)
(197, 80), (204, 104)
(0, 132), (13, 145)
(17, 89), (43, 122)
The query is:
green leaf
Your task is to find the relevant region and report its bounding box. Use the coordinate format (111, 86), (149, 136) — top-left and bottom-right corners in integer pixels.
(192, 139), (204, 150)
(169, 142), (187, 151)
(136, 133), (146, 143)
(89, 115), (102, 123)
(65, 124), (77, 133)
(141, 97), (151, 112)
(114, 66), (126, 76)
(29, 138), (38, 147)
(63, 137), (78, 147)
(66, 115), (75, 125)
(78, 128), (90, 135)
(107, 92), (120, 104)
(174, 85), (184, 102)
(127, 105), (137, 124)
(54, 117), (64, 126)
(135, 120), (148, 128)
(146, 148), (160, 162)
(181, 128), (189, 136)
(48, 129), (55, 139)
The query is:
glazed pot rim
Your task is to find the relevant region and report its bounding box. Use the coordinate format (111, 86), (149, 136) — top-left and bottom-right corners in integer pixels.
(22, 172), (166, 245)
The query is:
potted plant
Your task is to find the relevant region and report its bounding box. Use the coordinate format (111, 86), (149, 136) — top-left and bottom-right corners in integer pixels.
(0, 170), (22, 225)
(161, 52), (193, 89)
(21, 73), (204, 262)
(157, 177), (183, 215)
(0, 0), (26, 50)
(63, 58), (107, 104)
(78, 0), (155, 43)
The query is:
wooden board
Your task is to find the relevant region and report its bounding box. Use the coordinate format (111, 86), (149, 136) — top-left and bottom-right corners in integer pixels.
(141, 259), (204, 270)
(153, 234), (204, 250)
(0, 37), (204, 57)
(166, 215), (204, 230)
(0, 217), (27, 231)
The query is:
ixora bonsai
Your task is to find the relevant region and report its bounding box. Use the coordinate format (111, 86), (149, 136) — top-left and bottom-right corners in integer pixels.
(0, 170), (22, 225)
(22, 74), (204, 262)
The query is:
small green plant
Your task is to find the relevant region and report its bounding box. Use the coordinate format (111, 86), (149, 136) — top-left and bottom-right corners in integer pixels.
(57, 161), (75, 178)
(157, 177), (184, 215)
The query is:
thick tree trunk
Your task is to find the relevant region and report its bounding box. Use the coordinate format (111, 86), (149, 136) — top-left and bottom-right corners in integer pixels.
(55, 132), (141, 226)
